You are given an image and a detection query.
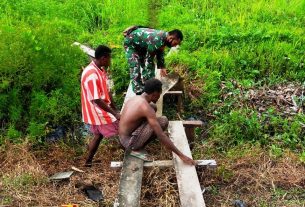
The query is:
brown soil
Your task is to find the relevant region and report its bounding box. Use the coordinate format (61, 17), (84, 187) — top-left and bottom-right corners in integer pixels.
(0, 140), (304, 207)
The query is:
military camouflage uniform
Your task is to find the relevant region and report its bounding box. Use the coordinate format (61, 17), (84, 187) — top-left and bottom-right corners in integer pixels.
(124, 27), (167, 94)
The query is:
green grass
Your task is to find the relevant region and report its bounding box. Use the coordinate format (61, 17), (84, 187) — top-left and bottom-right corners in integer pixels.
(0, 0), (149, 138)
(159, 0), (305, 83)
(2, 173), (47, 191)
(1, 0), (304, 159)
(156, 0), (305, 159)
(1, 2), (304, 206)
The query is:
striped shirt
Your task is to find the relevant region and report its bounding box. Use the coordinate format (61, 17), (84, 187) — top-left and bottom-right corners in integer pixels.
(81, 61), (116, 125)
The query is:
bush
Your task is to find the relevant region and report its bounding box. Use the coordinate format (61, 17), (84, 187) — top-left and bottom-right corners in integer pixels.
(210, 110), (262, 150)
(0, 0), (150, 140)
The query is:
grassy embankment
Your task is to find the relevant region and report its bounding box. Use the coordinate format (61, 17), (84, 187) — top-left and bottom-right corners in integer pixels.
(0, 0), (305, 206)
(158, 0), (305, 206)
(0, 0), (148, 206)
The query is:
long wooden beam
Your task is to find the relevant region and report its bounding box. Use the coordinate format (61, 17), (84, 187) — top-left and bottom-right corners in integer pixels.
(124, 90), (182, 96)
(111, 159), (217, 169)
(164, 90), (183, 95)
(155, 73), (179, 116)
(117, 72), (180, 205)
(73, 42), (95, 57)
(117, 81), (143, 207)
(117, 153), (144, 207)
(169, 121), (206, 207)
(183, 120), (203, 127)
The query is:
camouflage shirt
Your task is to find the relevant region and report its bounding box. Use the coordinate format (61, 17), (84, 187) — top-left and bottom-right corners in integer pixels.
(126, 28), (167, 68)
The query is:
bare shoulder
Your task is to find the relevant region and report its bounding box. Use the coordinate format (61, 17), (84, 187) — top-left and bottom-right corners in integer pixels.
(142, 103), (156, 117)
(134, 97), (154, 112)
(126, 96), (147, 110)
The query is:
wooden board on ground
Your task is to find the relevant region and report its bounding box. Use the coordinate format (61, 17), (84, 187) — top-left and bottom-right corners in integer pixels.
(117, 81), (143, 207)
(111, 159), (217, 169)
(49, 171), (74, 181)
(155, 71), (179, 117)
(117, 54), (179, 206)
(182, 120), (203, 127)
(117, 153), (144, 207)
(169, 121), (206, 207)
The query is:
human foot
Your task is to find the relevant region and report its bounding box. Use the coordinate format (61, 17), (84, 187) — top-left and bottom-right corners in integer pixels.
(84, 162), (92, 167)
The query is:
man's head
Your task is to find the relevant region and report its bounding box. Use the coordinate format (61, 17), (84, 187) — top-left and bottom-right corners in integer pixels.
(144, 78), (162, 103)
(94, 45), (112, 68)
(166, 29), (183, 48)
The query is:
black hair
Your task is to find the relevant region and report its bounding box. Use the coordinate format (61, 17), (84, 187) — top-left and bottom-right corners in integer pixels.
(95, 45), (111, 59)
(144, 78), (162, 94)
(168, 29), (183, 41)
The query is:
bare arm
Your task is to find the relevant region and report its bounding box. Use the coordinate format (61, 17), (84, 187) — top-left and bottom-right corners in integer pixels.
(109, 92), (118, 111)
(93, 99), (120, 120)
(144, 105), (195, 165)
(156, 48), (167, 77)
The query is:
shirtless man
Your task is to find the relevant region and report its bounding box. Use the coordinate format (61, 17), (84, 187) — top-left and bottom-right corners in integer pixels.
(119, 78), (196, 165)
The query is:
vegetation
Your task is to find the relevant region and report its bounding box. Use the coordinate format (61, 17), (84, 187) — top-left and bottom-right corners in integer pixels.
(0, 0), (148, 140)
(0, 0), (305, 206)
(158, 0), (305, 158)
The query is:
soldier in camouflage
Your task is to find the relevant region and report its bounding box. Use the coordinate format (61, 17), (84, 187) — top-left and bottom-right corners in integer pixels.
(123, 26), (183, 94)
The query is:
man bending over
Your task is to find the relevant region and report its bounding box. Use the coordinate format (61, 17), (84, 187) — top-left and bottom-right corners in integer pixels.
(119, 78), (195, 165)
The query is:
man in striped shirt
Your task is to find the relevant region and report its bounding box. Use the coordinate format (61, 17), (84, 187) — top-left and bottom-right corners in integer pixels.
(81, 45), (120, 167)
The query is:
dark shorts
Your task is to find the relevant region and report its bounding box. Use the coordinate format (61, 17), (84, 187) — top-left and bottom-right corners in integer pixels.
(119, 116), (168, 150)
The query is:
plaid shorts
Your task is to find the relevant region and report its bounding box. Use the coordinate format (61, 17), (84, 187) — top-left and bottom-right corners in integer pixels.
(119, 116), (168, 150)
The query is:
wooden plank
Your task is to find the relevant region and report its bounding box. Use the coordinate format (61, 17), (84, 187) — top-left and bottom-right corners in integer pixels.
(124, 82), (136, 102)
(111, 159), (217, 169)
(117, 53), (180, 206)
(73, 42), (95, 57)
(117, 81), (143, 207)
(155, 69), (163, 117)
(182, 120), (203, 127)
(121, 81), (136, 111)
(182, 120), (203, 144)
(49, 171), (74, 181)
(117, 153), (144, 207)
(160, 74), (180, 96)
(169, 121), (206, 207)
(155, 70), (179, 117)
(156, 96), (164, 117)
(124, 90), (182, 96)
(164, 90), (183, 95)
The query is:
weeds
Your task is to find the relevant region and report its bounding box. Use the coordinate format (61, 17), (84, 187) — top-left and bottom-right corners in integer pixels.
(0, 0), (149, 138)
(1, 1), (305, 206)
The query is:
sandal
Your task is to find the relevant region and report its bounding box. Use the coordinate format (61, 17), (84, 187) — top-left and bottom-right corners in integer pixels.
(84, 162), (92, 167)
(84, 159), (102, 167)
(130, 150), (153, 162)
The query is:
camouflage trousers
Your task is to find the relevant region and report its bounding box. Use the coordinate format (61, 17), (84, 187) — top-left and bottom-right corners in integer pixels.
(124, 39), (155, 94)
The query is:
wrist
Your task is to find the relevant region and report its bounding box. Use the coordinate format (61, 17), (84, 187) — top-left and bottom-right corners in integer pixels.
(110, 109), (116, 116)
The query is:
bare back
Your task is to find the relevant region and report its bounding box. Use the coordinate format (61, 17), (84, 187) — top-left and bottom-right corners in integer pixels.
(119, 96), (155, 137)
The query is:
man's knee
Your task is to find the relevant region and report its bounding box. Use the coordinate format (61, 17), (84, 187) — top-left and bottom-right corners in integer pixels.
(158, 116), (169, 130)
